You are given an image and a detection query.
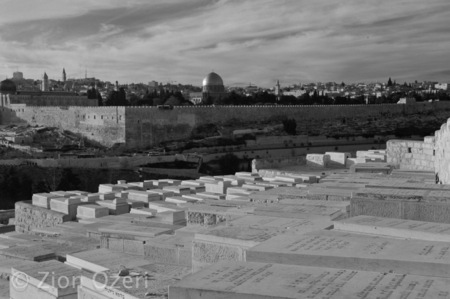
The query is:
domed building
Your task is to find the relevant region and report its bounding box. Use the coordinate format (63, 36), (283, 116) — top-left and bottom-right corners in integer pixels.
(202, 72), (226, 103)
(0, 79), (17, 107)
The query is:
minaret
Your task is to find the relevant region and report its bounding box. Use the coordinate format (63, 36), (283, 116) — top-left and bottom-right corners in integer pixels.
(42, 72), (49, 91)
(115, 81), (119, 91)
(275, 80), (281, 101)
(62, 68), (66, 83)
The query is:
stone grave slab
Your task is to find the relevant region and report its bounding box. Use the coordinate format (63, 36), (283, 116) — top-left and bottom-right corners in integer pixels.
(79, 263), (190, 299)
(10, 260), (80, 299)
(147, 189), (174, 200)
(163, 185), (191, 195)
(77, 204), (109, 219)
(66, 248), (152, 272)
(31, 193), (59, 209)
(96, 199), (129, 215)
(253, 203), (346, 220)
(247, 230), (450, 278)
(195, 192), (225, 200)
(335, 215), (450, 242)
(170, 261), (450, 299)
(130, 207), (156, 217)
(49, 197), (86, 220)
(143, 234), (193, 267)
(165, 196), (198, 204)
(192, 215), (332, 272)
(97, 223), (173, 239)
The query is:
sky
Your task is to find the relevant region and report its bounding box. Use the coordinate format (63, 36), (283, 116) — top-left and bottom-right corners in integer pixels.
(0, 0), (449, 87)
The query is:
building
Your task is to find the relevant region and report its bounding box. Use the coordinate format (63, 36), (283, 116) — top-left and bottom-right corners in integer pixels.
(202, 72), (226, 102)
(0, 79), (16, 107)
(41, 72), (49, 92)
(12, 71), (23, 80)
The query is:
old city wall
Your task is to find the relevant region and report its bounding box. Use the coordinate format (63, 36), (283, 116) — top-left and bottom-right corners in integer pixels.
(10, 95), (97, 106)
(1, 105), (126, 147)
(386, 138), (435, 171)
(2, 102), (450, 149)
(125, 102), (450, 148)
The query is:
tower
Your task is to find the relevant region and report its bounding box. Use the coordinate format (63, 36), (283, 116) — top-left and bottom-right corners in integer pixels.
(41, 72), (49, 92)
(275, 80), (282, 101)
(62, 68), (66, 83)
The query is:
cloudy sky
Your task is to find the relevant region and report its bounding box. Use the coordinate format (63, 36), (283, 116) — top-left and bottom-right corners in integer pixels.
(0, 0), (449, 87)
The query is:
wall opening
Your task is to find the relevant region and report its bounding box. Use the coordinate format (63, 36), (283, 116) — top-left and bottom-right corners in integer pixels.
(408, 147), (412, 153)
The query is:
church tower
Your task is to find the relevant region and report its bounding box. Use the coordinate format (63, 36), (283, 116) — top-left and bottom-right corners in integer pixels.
(62, 68), (66, 83)
(41, 72), (49, 92)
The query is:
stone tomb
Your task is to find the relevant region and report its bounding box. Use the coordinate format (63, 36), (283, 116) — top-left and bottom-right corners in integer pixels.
(163, 185), (192, 195)
(10, 260), (80, 299)
(170, 261), (450, 299)
(97, 223), (173, 239)
(147, 189), (174, 200)
(96, 198), (129, 215)
(127, 190), (161, 203)
(77, 204), (109, 219)
(31, 193), (59, 209)
(50, 197), (87, 221)
(246, 229), (450, 278)
(79, 264), (190, 299)
(192, 215), (332, 272)
(335, 215), (450, 242)
(350, 197), (450, 223)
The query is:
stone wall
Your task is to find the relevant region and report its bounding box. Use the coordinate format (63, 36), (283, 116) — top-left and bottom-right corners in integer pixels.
(10, 95), (96, 106)
(386, 139), (435, 171)
(2, 102), (450, 149)
(434, 119), (450, 184)
(3, 105), (126, 147)
(252, 157), (306, 172)
(15, 201), (70, 233)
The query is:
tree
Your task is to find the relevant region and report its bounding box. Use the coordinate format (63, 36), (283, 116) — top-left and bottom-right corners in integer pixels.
(387, 77), (393, 87)
(57, 169), (81, 191)
(165, 96), (182, 106)
(217, 154), (241, 175)
(282, 119), (297, 135)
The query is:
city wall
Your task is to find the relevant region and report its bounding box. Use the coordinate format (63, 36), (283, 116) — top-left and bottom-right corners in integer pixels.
(124, 102), (449, 148)
(1, 102), (450, 149)
(1, 105), (126, 147)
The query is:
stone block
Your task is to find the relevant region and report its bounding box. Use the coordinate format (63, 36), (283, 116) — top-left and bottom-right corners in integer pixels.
(147, 189), (174, 200)
(306, 154), (330, 167)
(31, 193), (59, 209)
(163, 185), (192, 195)
(247, 230), (450, 278)
(77, 205), (109, 219)
(96, 199), (129, 215)
(170, 261), (450, 298)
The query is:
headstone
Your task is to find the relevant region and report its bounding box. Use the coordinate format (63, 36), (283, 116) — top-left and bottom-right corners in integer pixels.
(170, 261), (450, 298)
(247, 230), (450, 278)
(335, 215), (450, 242)
(77, 205), (109, 219)
(96, 199), (129, 215)
(192, 215), (332, 272)
(10, 261), (80, 299)
(31, 193), (58, 209)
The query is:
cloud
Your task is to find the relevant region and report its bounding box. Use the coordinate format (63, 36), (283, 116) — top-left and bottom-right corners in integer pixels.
(0, 0), (449, 86)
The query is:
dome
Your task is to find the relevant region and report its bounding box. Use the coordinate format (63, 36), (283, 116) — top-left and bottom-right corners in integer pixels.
(0, 79), (17, 94)
(202, 72), (224, 87)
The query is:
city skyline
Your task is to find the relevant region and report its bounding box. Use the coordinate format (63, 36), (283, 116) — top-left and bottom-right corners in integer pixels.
(0, 0), (449, 87)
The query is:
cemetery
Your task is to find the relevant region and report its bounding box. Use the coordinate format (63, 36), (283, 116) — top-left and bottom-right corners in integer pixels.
(3, 143), (450, 298)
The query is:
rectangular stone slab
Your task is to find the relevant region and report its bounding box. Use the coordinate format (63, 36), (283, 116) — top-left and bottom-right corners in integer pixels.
(247, 230), (450, 278)
(11, 260), (80, 298)
(334, 215), (450, 242)
(98, 224), (173, 238)
(170, 261), (450, 299)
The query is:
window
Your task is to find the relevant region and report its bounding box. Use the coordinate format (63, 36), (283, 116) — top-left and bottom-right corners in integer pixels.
(408, 147), (412, 153)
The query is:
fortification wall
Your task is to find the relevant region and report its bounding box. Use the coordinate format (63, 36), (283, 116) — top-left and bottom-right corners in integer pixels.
(386, 139), (435, 171)
(10, 95), (96, 106)
(2, 105), (126, 147)
(2, 102), (450, 149)
(125, 102), (450, 148)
